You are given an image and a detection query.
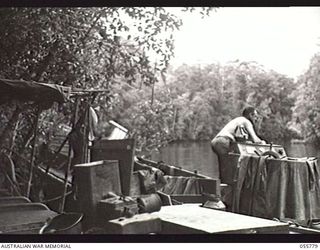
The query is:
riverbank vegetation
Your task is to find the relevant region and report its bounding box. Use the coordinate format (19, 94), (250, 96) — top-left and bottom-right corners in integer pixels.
(0, 7), (319, 158)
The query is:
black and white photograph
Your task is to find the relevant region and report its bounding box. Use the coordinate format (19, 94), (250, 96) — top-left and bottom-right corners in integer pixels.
(0, 6), (320, 245)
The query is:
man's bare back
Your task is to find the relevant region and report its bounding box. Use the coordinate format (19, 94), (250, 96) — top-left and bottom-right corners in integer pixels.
(216, 116), (264, 143)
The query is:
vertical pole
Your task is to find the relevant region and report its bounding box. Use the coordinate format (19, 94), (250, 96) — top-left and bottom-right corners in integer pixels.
(85, 103), (90, 163)
(26, 107), (41, 198)
(80, 103), (89, 164)
(59, 98), (79, 213)
(84, 94), (97, 163)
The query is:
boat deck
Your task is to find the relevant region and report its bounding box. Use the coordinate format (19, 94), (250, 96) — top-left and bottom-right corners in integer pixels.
(154, 204), (289, 234)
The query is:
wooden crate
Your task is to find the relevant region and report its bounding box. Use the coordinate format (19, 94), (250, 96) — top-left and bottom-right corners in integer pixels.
(73, 160), (121, 228)
(90, 139), (135, 196)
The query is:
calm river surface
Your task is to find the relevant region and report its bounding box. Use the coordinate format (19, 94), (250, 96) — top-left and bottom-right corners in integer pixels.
(151, 141), (320, 179)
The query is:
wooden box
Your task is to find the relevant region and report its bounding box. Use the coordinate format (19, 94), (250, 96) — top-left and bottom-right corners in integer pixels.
(90, 139), (135, 196)
(73, 160), (121, 227)
(231, 142), (287, 158)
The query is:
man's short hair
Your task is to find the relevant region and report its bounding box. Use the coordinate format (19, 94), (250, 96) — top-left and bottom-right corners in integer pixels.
(242, 106), (256, 119)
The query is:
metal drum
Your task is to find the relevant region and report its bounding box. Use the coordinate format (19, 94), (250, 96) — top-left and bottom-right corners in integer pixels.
(137, 194), (162, 213)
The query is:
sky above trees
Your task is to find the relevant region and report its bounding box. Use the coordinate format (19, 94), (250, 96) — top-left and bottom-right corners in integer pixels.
(168, 7), (320, 79)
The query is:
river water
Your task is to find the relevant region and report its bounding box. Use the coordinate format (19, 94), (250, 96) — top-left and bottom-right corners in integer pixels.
(151, 141), (319, 179)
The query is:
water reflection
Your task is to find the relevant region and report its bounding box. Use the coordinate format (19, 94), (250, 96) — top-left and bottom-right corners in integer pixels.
(151, 141), (319, 179)
(151, 141), (219, 178)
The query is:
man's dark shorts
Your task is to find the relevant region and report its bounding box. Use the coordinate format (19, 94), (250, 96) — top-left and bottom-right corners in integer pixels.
(211, 136), (233, 184)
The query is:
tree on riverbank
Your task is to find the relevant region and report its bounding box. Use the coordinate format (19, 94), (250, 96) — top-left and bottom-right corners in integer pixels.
(0, 7), (215, 158)
(150, 61), (297, 144)
(291, 52), (320, 144)
(1, 7), (310, 159)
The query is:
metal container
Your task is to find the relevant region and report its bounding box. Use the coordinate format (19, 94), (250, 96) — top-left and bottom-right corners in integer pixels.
(39, 213), (83, 234)
(137, 194), (162, 213)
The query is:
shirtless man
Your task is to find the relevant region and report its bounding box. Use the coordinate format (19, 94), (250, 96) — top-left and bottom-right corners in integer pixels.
(211, 106), (266, 184)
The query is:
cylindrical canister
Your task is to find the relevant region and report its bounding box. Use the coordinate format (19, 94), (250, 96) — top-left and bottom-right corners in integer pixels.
(137, 193), (162, 213)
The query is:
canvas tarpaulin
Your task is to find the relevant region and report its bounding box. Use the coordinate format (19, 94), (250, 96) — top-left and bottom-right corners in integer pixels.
(231, 154), (320, 226)
(136, 170), (202, 195)
(0, 78), (70, 108)
(161, 176), (202, 195)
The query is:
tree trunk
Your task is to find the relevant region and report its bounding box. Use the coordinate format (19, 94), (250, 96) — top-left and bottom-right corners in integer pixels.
(0, 104), (21, 149)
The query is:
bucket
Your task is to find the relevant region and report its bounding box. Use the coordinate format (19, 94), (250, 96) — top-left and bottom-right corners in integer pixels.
(39, 213), (83, 234)
(137, 194), (162, 213)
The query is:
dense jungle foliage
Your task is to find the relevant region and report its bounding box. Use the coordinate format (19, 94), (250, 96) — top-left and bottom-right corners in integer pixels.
(0, 7), (319, 161)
